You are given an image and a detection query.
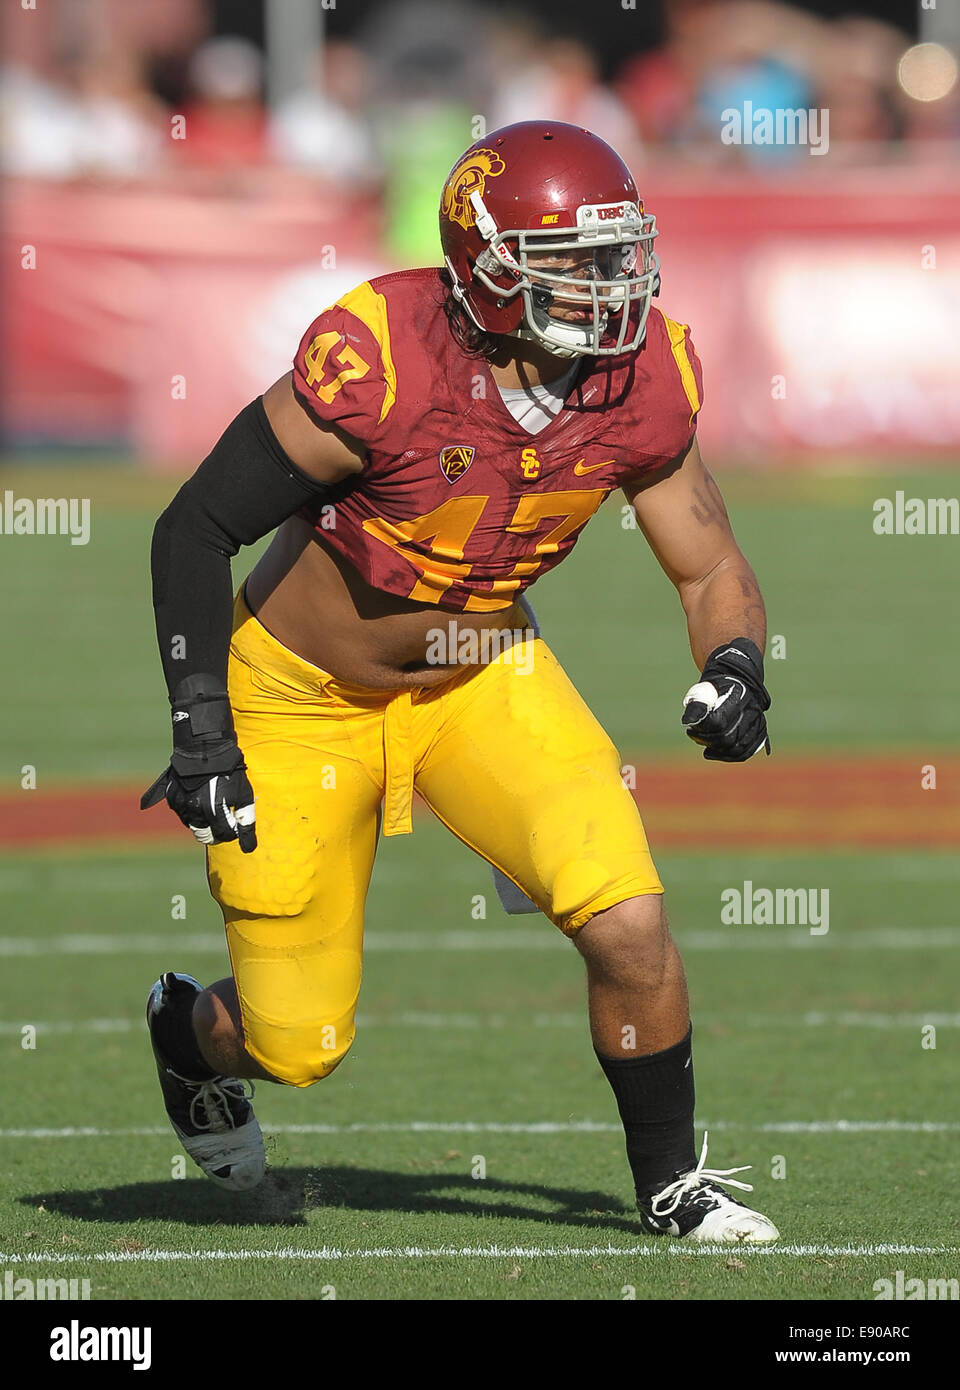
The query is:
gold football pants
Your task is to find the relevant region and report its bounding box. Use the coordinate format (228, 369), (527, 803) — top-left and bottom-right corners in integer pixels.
(207, 592), (663, 1085)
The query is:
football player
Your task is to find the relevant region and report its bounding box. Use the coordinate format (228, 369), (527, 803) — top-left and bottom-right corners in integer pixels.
(142, 121), (777, 1242)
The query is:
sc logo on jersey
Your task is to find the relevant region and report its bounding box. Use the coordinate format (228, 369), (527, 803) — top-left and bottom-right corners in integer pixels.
(520, 447), (543, 480)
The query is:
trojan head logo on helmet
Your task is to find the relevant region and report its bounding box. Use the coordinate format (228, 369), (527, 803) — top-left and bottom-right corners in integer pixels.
(439, 120), (659, 359)
(441, 148), (506, 231)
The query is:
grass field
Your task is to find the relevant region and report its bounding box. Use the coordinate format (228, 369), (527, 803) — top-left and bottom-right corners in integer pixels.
(1, 464), (958, 1301)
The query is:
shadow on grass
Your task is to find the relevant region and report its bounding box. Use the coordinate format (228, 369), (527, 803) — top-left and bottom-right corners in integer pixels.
(20, 1164), (638, 1234)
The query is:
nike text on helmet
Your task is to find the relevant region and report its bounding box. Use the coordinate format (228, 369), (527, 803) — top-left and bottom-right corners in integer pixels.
(439, 121), (659, 358)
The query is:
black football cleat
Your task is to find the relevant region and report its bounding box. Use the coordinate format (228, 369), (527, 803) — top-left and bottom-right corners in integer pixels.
(146, 972), (265, 1191)
(638, 1132), (779, 1243)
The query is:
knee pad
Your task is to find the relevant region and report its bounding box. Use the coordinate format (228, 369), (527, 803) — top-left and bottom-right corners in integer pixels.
(221, 909), (364, 1087)
(242, 1010), (357, 1088)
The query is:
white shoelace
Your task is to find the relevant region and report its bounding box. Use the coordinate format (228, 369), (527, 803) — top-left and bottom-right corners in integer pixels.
(649, 1130), (754, 1217)
(168, 1072), (255, 1133)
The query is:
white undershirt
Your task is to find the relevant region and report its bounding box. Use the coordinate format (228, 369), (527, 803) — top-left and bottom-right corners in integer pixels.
(495, 361), (580, 435)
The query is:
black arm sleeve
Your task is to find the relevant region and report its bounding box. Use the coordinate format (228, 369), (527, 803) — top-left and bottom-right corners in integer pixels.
(151, 395), (332, 700)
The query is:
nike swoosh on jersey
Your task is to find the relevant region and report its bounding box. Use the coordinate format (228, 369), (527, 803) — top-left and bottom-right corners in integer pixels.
(573, 458), (615, 475)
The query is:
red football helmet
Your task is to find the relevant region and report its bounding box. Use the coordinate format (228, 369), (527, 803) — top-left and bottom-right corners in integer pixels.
(440, 121), (659, 358)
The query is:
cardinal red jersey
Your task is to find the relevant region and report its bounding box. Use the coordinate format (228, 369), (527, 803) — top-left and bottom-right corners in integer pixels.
(291, 267), (702, 613)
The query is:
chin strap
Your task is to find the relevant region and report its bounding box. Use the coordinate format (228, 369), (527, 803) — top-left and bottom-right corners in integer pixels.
(509, 324), (582, 359)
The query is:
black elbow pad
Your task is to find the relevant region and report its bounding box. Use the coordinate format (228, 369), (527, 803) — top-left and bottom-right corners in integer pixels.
(151, 396), (334, 694)
(163, 396), (329, 554)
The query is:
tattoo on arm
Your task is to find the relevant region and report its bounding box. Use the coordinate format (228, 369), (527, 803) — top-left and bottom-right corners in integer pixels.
(689, 474), (728, 529)
(736, 571), (766, 638)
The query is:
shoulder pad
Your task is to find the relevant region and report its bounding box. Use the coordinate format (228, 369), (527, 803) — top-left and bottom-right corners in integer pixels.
(654, 309), (703, 433)
(292, 281), (398, 444)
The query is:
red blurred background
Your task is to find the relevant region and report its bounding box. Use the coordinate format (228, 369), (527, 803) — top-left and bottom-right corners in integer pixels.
(2, 0), (958, 465)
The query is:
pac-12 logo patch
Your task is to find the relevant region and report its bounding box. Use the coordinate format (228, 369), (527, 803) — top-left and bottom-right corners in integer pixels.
(439, 445), (475, 483)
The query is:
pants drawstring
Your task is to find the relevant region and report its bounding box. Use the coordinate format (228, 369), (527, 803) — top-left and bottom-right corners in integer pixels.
(382, 689), (416, 836)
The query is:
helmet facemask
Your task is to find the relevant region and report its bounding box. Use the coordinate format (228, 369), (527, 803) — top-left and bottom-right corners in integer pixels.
(464, 194), (660, 358)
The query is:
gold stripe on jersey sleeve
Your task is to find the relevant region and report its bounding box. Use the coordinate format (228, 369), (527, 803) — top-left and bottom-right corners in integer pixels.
(335, 281), (398, 424)
(661, 313), (701, 425)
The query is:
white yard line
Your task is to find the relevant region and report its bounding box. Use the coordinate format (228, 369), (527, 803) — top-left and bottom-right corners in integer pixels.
(1, 1243), (958, 1264)
(2, 857), (956, 897)
(1, 926), (959, 956)
(1, 1119), (957, 1139)
(0, 1019), (138, 1035)
(3, 1009), (959, 1036)
(0, 863), (480, 894)
(0, 934), (228, 956)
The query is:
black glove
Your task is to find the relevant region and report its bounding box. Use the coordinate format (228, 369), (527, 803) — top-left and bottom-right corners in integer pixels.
(681, 637), (771, 763)
(140, 674), (257, 852)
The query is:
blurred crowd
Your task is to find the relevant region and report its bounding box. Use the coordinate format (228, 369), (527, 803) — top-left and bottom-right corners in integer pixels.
(2, 0), (957, 193)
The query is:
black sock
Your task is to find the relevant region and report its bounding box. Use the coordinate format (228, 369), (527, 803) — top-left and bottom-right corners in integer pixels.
(155, 990), (217, 1081)
(595, 1023), (697, 1203)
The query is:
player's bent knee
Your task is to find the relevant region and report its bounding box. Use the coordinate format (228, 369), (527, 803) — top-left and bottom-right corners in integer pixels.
(572, 892), (672, 974)
(243, 1017), (357, 1088)
(599, 892), (668, 936)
